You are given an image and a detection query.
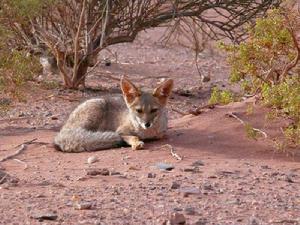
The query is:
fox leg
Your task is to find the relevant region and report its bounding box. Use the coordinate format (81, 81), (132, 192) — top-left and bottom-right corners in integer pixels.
(121, 135), (144, 150)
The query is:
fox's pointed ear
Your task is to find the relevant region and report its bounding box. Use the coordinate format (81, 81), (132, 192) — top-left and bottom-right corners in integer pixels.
(153, 79), (173, 105)
(120, 76), (141, 105)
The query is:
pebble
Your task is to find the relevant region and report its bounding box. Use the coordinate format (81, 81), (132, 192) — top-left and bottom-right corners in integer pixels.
(285, 174), (295, 183)
(173, 207), (183, 212)
(74, 201), (93, 210)
(18, 112), (25, 117)
(191, 160), (205, 167)
(156, 163), (174, 171)
(180, 187), (201, 197)
(148, 173), (156, 178)
(30, 209), (58, 221)
(184, 207), (196, 215)
(87, 156), (98, 164)
(202, 183), (214, 191)
(51, 115), (59, 120)
(193, 218), (207, 225)
(183, 167), (200, 173)
(169, 212), (186, 225)
(110, 171), (121, 176)
(44, 112), (52, 117)
(86, 168), (109, 176)
(171, 181), (181, 189)
(248, 216), (260, 225)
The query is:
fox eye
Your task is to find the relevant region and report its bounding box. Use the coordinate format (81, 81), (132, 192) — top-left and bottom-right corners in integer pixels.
(136, 109), (143, 113)
(151, 108), (158, 113)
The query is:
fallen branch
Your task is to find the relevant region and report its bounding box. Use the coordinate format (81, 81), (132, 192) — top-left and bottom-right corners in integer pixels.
(0, 144), (26, 163)
(0, 138), (48, 163)
(226, 112), (268, 138)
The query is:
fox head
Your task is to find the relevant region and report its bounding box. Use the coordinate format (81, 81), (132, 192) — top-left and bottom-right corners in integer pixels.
(121, 77), (173, 129)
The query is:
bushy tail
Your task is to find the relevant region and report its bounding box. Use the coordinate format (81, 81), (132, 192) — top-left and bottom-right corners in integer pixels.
(54, 128), (122, 152)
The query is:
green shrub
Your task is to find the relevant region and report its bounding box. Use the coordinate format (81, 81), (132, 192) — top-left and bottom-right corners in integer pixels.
(209, 87), (234, 105)
(0, 50), (42, 100)
(220, 8), (300, 149)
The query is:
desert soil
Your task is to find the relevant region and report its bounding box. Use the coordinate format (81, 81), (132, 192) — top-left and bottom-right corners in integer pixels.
(0, 28), (299, 225)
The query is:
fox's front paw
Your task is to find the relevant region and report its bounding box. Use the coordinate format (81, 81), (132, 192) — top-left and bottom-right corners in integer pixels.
(132, 141), (144, 150)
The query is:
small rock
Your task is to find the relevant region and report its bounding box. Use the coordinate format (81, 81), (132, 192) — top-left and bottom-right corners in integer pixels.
(261, 165), (271, 169)
(148, 173), (156, 178)
(87, 156), (98, 164)
(104, 59), (111, 66)
(193, 218), (207, 225)
(51, 115), (59, 120)
(156, 163), (174, 171)
(110, 171), (121, 176)
(191, 160), (205, 167)
(0, 97), (11, 106)
(285, 175), (294, 183)
(44, 112), (52, 117)
(218, 170), (235, 175)
(128, 166), (140, 171)
(30, 209), (58, 221)
(202, 76), (210, 83)
(202, 183), (213, 191)
(171, 181), (181, 189)
(86, 168), (109, 176)
(173, 207), (183, 212)
(183, 167), (200, 173)
(248, 216), (260, 225)
(180, 187), (201, 197)
(74, 201), (93, 210)
(18, 112), (25, 117)
(169, 213), (186, 225)
(184, 207), (196, 215)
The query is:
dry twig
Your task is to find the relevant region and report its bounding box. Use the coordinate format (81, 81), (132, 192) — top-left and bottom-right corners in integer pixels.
(13, 159), (28, 170)
(161, 144), (183, 161)
(226, 112), (268, 138)
(0, 174), (8, 184)
(0, 138), (48, 163)
(0, 144), (26, 163)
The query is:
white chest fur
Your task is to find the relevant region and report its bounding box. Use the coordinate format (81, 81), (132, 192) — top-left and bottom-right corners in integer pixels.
(130, 110), (168, 140)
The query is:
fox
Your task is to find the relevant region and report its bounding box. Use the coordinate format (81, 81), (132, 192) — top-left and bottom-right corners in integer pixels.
(54, 77), (174, 152)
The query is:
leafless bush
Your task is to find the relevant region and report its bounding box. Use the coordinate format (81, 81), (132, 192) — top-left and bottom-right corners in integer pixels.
(1, 0), (280, 89)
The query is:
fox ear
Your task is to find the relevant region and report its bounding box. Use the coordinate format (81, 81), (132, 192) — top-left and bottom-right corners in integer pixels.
(153, 79), (173, 105)
(121, 77), (141, 104)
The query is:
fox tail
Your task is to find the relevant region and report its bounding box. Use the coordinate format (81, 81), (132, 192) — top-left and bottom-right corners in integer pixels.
(54, 128), (122, 152)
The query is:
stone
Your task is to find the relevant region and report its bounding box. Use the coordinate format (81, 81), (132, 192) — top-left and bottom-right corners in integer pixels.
(30, 209), (58, 221)
(184, 207), (197, 215)
(169, 213), (186, 225)
(86, 168), (109, 176)
(170, 181), (181, 189)
(87, 156), (98, 164)
(180, 187), (201, 197)
(193, 218), (207, 225)
(156, 163), (174, 171)
(191, 160), (205, 167)
(148, 173), (156, 178)
(74, 201), (93, 210)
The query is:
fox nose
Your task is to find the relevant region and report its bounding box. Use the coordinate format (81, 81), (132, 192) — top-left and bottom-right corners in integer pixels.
(145, 122), (151, 128)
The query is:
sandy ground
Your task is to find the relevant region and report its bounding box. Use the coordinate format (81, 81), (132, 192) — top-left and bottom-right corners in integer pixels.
(0, 28), (300, 225)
